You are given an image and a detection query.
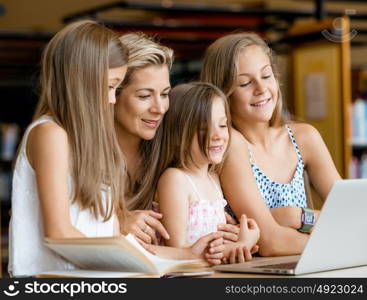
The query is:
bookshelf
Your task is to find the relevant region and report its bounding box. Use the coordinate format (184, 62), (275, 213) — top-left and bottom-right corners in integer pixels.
(0, 33), (44, 277)
(290, 17), (352, 208)
(0, 160), (12, 277)
(349, 67), (367, 178)
(0, 128), (19, 278)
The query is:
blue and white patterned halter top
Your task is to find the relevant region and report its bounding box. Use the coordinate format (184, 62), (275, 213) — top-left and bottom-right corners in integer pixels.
(248, 125), (307, 209)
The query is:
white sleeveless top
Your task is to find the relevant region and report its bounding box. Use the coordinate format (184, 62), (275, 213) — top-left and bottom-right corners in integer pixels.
(8, 115), (116, 277)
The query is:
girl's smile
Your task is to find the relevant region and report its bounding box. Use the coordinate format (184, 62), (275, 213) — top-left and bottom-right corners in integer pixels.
(231, 45), (278, 124)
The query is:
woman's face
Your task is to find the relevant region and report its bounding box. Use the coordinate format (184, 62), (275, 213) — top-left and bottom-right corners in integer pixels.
(115, 65), (170, 140)
(108, 65), (127, 104)
(231, 45), (278, 124)
(190, 96), (229, 167)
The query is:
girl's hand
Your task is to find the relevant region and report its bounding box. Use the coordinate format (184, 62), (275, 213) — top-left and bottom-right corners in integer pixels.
(221, 245), (260, 264)
(237, 214), (260, 247)
(221, 215), (260, 263)
(204, 234), (226, 265)
(190, 232), (224, 265)
(217, 223), (239, 243)
(121, 210), (170, 245)
(216, 212), (240, 243)
(223, 246), (253, 264)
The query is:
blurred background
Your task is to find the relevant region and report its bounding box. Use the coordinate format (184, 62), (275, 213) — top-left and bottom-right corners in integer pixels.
(1, 0), (367, 277)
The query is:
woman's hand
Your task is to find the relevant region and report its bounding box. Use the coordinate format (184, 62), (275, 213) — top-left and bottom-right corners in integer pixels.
(121, 210), (170, 245)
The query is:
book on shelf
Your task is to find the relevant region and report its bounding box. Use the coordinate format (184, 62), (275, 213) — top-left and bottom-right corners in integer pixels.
(39, 234), (211, 278)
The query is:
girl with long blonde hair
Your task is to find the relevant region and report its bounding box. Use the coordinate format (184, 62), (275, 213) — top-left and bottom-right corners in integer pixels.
(9, 20), (128, 277)
(201, 32), (341, 256)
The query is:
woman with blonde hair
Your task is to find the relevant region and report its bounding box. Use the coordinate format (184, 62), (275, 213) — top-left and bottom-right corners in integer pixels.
(114, 33), (230, 263)
(115, 33), (172, 243)
(200, 32), (341, 256)
(9, 20), (128, 277)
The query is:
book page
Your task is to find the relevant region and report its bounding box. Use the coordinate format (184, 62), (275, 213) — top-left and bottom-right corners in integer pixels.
(39, 269), (146, 278)
(45, 234), (204, 276)
(126, 235), (205, 274)
(46, 243), (155, 273)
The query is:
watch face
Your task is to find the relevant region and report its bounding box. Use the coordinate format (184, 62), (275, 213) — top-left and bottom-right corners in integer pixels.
(304, 212), (314, 225)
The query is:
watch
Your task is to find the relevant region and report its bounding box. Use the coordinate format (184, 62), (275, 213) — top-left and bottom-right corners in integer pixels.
(298, 207), (315, 233)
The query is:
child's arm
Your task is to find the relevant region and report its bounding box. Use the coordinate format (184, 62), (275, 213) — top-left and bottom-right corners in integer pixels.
(156, 168), (191, 248)
(221, 129), (309, 256)
(151, 232), (224, 261)
(155, 169), (227, 264)
(137, 232), (225, 265)
(291, 123), (341, 200)
(27, 122), (85, 238)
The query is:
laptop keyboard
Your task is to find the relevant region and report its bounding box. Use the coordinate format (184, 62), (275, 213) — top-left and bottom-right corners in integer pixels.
(254, 262), (298, 270)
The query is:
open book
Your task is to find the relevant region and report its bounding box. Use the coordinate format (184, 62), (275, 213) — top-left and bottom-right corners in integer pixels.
(40, 234), (210, 278)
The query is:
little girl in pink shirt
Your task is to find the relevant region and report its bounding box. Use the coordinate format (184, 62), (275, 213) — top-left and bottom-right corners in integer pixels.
(156, 82), (260, 264)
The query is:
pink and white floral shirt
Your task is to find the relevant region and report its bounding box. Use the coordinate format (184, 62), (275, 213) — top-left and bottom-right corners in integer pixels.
(182, 172), (227, 245)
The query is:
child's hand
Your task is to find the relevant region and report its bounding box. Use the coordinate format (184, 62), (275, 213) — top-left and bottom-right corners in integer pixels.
(237, 214), (260, 247)
(221, 215), (260, 264)
(189, 232), (224, 264)
(205, 235), (226, 265)
(222, 246), (253, 264)
(217, 223), (239, 243)
(221, 244), (260, 264)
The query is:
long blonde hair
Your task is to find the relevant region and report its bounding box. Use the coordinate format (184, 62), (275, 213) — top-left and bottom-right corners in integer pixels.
(117, 32), (173, 211)
(34, 20), (129, 221)
(200, 32), (284, 127)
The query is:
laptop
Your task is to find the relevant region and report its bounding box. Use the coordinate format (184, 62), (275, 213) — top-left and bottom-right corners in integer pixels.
(214, 179), (367, 275)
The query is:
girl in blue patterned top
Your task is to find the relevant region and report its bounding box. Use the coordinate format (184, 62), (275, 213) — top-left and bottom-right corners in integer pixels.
(200, 32), (341, 257)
